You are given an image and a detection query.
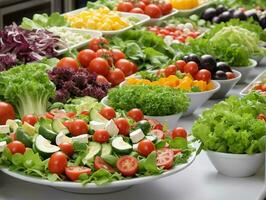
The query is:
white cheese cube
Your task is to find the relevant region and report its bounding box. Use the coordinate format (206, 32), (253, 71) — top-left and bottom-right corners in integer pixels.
(71, 134), (89, 144)
(0, 141), (7, 152)
(105, 120), (119, 137)
(90, 121), (106, 131)
(130, 129), (145, 144)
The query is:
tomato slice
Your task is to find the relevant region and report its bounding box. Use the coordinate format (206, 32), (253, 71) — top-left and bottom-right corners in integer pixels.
(94, 156), (115, 173)
(156, 148), (174, 169)
(116, 156), (138, 177)
(173, 149), (183, 155)
(44, 112), (54, 119)
(149, 129), (165, 140)
(65, 166), (92, 181)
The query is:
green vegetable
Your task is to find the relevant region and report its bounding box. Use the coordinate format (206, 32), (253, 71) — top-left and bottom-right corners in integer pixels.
(87, 0), (118, 10)
(136, 120), (151, 134)
(108, 85), (189, 116)
(0, 63), (56, 118)
(214, 0), (266, 9)
(192, 92), (266, 154)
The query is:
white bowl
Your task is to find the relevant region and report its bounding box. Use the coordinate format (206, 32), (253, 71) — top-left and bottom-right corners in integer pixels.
(183, 80), (220, 116)
(232, 59), (257, 83)
(207, 151), (264, 178)
(211, 70), (242, 99)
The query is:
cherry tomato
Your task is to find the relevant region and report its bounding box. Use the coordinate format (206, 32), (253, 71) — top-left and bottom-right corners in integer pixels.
(59, 143), (74, 157)
(130, 7), (144, 14)
(135, 1), (146, 10)
(22, 115), (38, 126)
(65, 166), (91, 181)
(44, 112), (54, 120)
(141, 0), (150, 5)
(254, 83), (262, 91)
(261, 84), (266, 92)
(117, 2), (134, 12)
(187, 32), (198, 39)
(57, 57), (79, 71)
(159, 3), (173, 15)
(48, 152), (68, 175)
(7, 141), (26, 154)
(111, 49), (126, 62)
(175, 60), (186, 72)
(116, 156), (138, 176)
(138, 139), (155, 157)
(144, 4), (162, 18)
(257, 114), (266, 121)
(149, 129), (165, 139)
(96, 75), (110, 85)
(0, 102), (15, 125)
(66, 120), (88, 137)
(100, 107), (116, 120)
(195, 69), (211, 82)
(88, 37), (109, 52)
(226, 72), (236, 80)
(177, 36), (186, 43)
(164, 65), (177, 77)
(127, 108), (144, 122)
(66, 112), (76, 118)
(95, 49), (112, 59)
(156, 148), (174, 169)
(115, 59), (134, 76)
(131, 63), (138, 73)
(172, 127), (187, 139)
(115, 118), (130, 136)
(154, 124), (163, 131)
(94, 156), (115, 173)
(93, 129), (110, 143)
(107, 68), (125, 86)
(88, 57), (110, 77)
(77, 49), (96, 67)
(184, 61), (199, 75)
(81, 111), (90, 116)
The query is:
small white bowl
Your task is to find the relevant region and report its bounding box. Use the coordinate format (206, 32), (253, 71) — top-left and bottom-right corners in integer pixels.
(211, 70), (242, 99)
(207, 151), (264, 178)
(232, 59), (257, 83)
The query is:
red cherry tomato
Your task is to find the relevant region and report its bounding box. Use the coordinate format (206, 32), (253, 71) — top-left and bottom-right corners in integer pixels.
(96, 75), (110, 85)
(116, 156), (138, 176)
(59, 143), (74, 157)
(65, 166), (91, 181)
(226, 72), (236, 80)
(177, 36), (186, 43)
(22, 115), (38, 126)
(130, 7), (145, 14)
(144, 4), (162, 18)
(57, 57), (79, 71)
(44, 112), (54, 120)
(159, 3), (173, 15)
(117, 2), (134, 12)
(175, 60), (187, 72)
(156, 148), (174, 169)
(111, 49), (126, 62)
(93, 129), (110, 143)
(138, 139), (156, 157)
(0, 102), (15, 125)
(172, 127), (187, 139)
(7, 141), (26, 154)
(115, 59), (134, 77)
(141, 0), (150, 5)
(66, 112), (76, 118)
(164, 65), (177, 77)
(100, 107), (116, 120)
(95, 49), (112, 59)
(48, 152), (68, 175)
(66, 120), (88, 137)
(88, 57), (110, 77)
(94, 156), (115, 173)
(261, 84), (266, 92)
(107, 68), (125, 86)
(254, 83), (262, 91)
(149, 129), (165, 139)
(184, 61), (199, 75)
(135, 1), (146, 10)
(131, 64), (138, 73)
(195, 69), (212, 82)
(88, 37), (109, 52)
(127, 108), (144, 122)
(115, 118), (130, 136)
(257, 114), (266, 121)
(77, 49), (96, 67)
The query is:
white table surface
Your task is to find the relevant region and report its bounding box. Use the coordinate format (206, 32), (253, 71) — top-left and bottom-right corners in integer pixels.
(0, 59), (265, 200)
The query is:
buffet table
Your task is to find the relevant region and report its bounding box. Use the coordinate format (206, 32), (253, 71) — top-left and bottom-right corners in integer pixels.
(0, 59), (265, 200)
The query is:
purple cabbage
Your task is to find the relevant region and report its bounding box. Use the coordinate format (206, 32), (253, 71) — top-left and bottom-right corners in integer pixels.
(48, 68), (110, 103)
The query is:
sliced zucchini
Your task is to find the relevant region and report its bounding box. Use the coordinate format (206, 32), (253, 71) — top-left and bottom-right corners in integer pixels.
(90, 109), (108, 123)
(16, 128), (33, 147)
(52, 119), (68, 134)
(71, 134), (89, 144)
(38, 126), (57, 143)
(105, 120), (119, 137)
(0, 141), (7, 152)
(112, 136), (132, 154)
(22, 122), (36, 136)
(82, 142), (101, 164)
(34, 135), (60, 158)
(55, 131), (72, 146)
(0, 125), (10, 134)
(6, 120), (19, 132)
(101, 143), (112, 157)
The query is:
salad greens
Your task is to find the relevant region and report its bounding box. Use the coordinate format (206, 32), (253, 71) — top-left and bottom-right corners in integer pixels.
(214, 0), (266, 9)
(192, 92), (266, 154)
(86, 0), (118, 10)
(108, 85), (189, 116)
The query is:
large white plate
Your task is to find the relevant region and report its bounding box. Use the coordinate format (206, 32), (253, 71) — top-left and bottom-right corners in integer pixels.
(0, 148), (196, 194)
(63, 8), (150, 35)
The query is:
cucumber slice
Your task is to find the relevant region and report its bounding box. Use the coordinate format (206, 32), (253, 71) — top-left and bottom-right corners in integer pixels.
(16, 128), (33, 147)
(52, 119), (68, 134)
(55, 131), (72, 146)
(82, 142), (101, 164)
(101, 154), (117, 167)
(101, 143), (112, 157)
(90, 109), (108, 123)
(0, 125), (10, 134)
(6, 120), (19, 132)
(22, 122), (36, 136)
(71, 134), (89, 144)
(38, 126), (57, 143)
(34, 135), (60, 158)
(112, 136), (132, 154)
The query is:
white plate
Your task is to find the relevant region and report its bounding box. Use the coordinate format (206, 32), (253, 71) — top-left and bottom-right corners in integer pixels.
(0, 148), (196, 194)
(63, 8), (150, 35)
(54, 28), (102, 56)
(148, 9), (178, 25)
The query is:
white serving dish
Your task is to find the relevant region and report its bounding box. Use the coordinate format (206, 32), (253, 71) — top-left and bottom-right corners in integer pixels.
(211, 70), (242, 99)
(240, 70), (266, 96)
(63, 7), (150, 35)
(54, 27), (102, 56)
(148, 9), (178, 25)
(232, 59), (257, 83)
(207, 151), (264, 178)
(1, 147), (196, 194)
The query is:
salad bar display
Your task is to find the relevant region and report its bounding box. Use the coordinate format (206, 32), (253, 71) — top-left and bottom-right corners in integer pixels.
(0, 0), (265, 197)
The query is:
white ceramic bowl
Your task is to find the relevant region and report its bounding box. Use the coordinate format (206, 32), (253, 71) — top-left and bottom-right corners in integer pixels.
(232, 59), (257, 83)
(207, 151), (264, 178)
(211, 70), (242, 99)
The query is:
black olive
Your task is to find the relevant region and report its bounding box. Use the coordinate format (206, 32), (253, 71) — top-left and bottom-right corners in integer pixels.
(202, 7), (217, 21)
(259, 15), (266, 29)
(245, 10), (259, 22)
(214, 70), (227, 80)
(216, 5), (227, 15)
(200, 55), (217, 72)
(184, 54), (201, 65)
(212, 16), (221, 23)
(216, 62), (232, 73)
(219, 11), (231, 22)
(233, 10), (247, 20)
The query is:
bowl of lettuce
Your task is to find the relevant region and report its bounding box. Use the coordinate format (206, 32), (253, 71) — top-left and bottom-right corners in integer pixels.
(192, 92), (266, 177)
